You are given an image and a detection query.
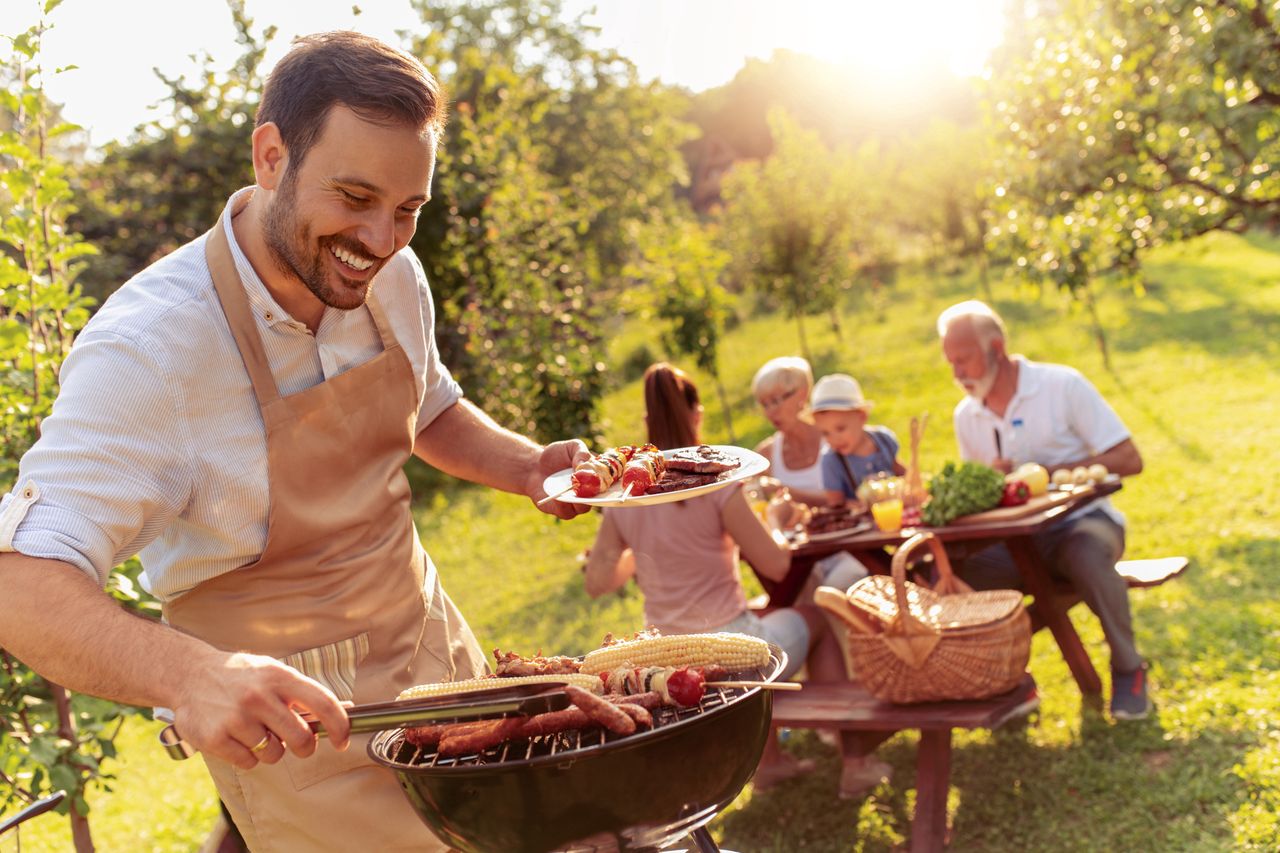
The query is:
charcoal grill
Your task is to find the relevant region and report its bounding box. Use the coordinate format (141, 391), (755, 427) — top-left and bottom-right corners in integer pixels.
(369, 646), (787, 853)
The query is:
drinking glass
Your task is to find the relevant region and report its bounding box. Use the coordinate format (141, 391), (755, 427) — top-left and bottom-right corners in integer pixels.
(871, 497), (904, 532)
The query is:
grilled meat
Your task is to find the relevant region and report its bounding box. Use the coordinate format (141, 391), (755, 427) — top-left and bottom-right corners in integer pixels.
(646, 470), (720, 494)
(493, 648), (581, 677)
(665, 445), (741, 474)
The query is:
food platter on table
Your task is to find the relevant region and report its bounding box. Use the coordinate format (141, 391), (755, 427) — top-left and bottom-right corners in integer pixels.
(542, 445), (768, 508)
(800, 504), (874, 542)
(804, 518), (875, 542)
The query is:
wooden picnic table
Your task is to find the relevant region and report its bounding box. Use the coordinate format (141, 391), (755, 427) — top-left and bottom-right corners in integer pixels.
(752, 479), (1124, 697)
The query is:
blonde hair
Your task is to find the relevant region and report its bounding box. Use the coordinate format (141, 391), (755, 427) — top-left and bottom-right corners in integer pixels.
(751, 356), (813, 399)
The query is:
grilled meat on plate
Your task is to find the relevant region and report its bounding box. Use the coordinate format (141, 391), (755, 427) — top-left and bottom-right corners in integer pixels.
(664, 445), (741, 474)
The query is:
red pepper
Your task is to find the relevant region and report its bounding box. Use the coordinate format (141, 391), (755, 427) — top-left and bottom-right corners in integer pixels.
(1000, 480), (1031, 507)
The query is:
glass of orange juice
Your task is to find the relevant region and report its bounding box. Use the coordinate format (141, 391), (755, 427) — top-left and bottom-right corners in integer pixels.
(871, 497), (904, 532)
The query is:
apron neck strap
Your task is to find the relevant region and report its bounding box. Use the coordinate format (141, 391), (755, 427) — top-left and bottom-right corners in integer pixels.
(364, 287), (398, 352)
(205, 217), (281, 407)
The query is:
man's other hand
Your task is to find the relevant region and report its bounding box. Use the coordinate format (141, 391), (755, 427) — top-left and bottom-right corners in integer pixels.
(529, 439), (592, 519)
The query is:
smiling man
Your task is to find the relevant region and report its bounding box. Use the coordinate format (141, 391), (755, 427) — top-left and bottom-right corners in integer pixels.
(0, 32), (589, 851)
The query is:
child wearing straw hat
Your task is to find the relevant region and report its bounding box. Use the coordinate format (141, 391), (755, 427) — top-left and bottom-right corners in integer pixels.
(810, 373), (906, 506)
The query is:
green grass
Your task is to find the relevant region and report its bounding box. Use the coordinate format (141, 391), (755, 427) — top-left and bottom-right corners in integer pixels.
(7, 230), (1280, 850)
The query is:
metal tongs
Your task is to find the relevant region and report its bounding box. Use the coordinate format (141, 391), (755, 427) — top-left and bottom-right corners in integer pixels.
(159, 681), (570, 760)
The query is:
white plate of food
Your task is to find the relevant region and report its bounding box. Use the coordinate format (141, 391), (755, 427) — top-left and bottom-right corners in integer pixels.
(804, 518), (875, 542)
(542, 444), (769, 508)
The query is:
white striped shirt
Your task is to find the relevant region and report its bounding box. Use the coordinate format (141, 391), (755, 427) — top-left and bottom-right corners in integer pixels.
(0, 188), (462, 600)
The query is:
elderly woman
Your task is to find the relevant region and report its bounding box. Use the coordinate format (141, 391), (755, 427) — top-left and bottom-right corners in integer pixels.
(751, 356), (832, 508)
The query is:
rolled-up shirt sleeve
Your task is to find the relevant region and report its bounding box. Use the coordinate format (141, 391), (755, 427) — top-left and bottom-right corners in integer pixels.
(408, 251), (463, 434)
(2, 330), (194, 586)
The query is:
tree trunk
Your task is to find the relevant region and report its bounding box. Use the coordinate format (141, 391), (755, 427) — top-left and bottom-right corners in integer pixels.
(52, 683), (95, 852)
(794, 312), (811, 364)
(1081, 283), (1113, 374)
(978, 247), (994, 303)
(827, 304), (843, 341)
(713, 371), (736, 444)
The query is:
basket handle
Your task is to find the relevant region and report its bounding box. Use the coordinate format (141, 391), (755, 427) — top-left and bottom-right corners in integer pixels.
(889, 532), (955, 611)
(892, 530), (974, 596)
(876, 533), (946, 667)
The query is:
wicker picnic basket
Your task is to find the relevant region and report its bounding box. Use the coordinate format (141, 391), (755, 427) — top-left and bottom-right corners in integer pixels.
(814, 532), (1031, 703)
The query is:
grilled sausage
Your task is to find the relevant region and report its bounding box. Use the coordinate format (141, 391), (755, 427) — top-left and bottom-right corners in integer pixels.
(436, 717), (526, 757)
(565, 685), (636, 735)
(517, 707), (592, 738)
(614, 702), (653, 729)
(608, 691), (663, 710)
(405, 718), (492, 748)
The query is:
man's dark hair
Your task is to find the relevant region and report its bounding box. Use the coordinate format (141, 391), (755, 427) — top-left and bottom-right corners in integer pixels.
(256, 30), (447, 168)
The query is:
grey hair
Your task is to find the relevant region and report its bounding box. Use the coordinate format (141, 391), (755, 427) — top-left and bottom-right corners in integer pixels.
(937, 300), (1007, 351)
(752, 356), (814, 398)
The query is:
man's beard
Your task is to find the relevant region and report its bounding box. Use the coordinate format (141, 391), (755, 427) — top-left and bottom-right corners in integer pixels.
(261, 175), (376, 312)
(957, 347), (1000, 402)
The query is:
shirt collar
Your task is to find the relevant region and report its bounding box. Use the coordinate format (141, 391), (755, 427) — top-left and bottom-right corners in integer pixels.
(1010, 355), (1040, 397)
(1008, 350), (1039, 404)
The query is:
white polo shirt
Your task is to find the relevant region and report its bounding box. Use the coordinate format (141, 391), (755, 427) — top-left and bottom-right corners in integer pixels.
(952, 356), (1130, 527)
(0, 188), (463, 600)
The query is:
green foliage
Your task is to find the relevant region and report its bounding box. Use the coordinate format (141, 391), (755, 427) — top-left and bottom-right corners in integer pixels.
(983, 0), (1280, 298)
(719, 110), (893, 358)
(920, 460), (1006, 527)
(896, 119), (996, 268)
(0, 33), (95, 478)
(617, 341), (658, 386)
(0, 10), (138, 844)
(37, 231), (1280, 851)
(651, 222), (730, 375)
(68, 1), (268, 303)
(405, 0), (697, 442)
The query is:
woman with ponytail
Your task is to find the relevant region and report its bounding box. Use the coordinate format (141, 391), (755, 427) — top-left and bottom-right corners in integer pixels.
(585, 363), (887, 796)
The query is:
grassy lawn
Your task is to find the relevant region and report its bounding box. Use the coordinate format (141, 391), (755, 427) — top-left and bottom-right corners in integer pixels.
(7, 231), (1278, 850)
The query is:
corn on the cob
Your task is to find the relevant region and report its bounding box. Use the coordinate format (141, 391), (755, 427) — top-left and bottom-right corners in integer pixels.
(397, 673), (602, 701)
(579, 632), (771, 675)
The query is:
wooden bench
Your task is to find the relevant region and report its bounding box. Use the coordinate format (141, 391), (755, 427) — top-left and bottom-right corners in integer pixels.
(1032, 556), (1189, 629)
(770, 674), (1039, 852)
(753, 557), (1189, 617)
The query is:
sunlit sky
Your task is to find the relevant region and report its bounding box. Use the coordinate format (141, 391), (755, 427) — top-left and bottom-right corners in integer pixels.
(7, 0), (1006, 148)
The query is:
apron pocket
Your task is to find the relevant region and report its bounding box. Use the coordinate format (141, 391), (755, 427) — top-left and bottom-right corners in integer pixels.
(279, 632), (372, 791)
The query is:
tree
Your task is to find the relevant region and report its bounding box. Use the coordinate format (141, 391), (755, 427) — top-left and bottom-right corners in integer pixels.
(718, 110), (889, 359)
(1, 9), (129, 851)
(895, 119), (997, 297)
(984, 0), (1280, 363)
(625, 218), (735, 439)
(69, 0), (268, 303)
(405, 0), (696, 442)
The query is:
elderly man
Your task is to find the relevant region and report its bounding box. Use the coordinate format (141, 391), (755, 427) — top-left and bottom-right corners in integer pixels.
(0, 32), (588, 850)
(937, 300), (1150, 720)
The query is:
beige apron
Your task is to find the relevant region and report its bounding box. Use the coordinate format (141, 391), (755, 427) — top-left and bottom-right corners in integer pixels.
(164, 203), (487, 852)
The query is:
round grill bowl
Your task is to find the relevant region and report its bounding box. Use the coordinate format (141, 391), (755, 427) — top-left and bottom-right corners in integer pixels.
(369, 648), (786, 853)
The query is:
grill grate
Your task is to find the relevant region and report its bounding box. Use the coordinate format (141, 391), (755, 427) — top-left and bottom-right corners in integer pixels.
(381, 679), (756, 770)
